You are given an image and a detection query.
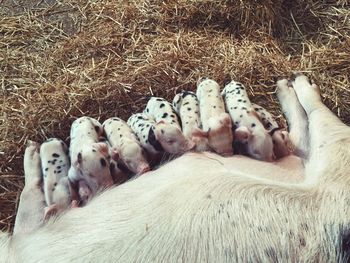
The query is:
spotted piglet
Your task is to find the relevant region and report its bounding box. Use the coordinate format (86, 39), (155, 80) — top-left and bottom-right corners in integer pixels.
(103, 117), (150, 175)
(251, 103), (293, 158)
(196, 78), (233, 156)
(143, 97), (195, 154)
(172, 91), (209, 151)
(68, 117), (115, 204)
(222, 81), (274, 161)
(40, 138), (71, 218)
(127, 113), (164, 156)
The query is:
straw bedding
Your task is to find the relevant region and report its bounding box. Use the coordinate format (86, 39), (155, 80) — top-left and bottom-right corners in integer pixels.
(0, 0), (349, 231)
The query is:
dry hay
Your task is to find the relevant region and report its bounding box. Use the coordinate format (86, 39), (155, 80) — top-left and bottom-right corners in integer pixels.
(0, 0), (349, 232)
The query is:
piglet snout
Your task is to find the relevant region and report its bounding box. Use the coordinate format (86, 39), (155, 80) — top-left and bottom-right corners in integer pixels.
(138, 165), (151, 175)
(185, 139), (196, 151)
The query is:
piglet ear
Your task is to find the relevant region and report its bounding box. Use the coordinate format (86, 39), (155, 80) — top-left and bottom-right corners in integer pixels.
(109, 147), (119, 161)
(77, 152), (82, 164)
(219, 113), (232, 127)
(235, 126), (251, 142)
(280, 130), (289, 141)
(92, 142), (109, 156)
(73, 152), (83, 168)
(44, 204), (58, 220)
(191, 127), (208, 138)
(220, 89), (226, 97)
(186, 139), (196, 151)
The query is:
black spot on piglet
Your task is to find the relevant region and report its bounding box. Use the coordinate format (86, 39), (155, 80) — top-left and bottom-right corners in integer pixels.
(162, 113), (168, 118)
(100, 158), (107, 167)
(148, 128), (164, 152)
(77, 152), (83, 164)
(223, 79), (231, 86)
(159, 103), (165, 108)
(109, 162), (115, 172)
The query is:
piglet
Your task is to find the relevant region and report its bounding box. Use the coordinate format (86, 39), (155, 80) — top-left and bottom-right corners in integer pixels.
(103, 117), (150, 175)
(128, 112), (194, 155)
(127, 113), (163, 156)
(68, 116), (114, 204)
(196, 78), (233, 156)
(251, 103), (293, 158)
(40, 138), (71, 218)
(143, 97), (195, 154)
(172, 91), (209, 151)
(222, 80), (274, 161)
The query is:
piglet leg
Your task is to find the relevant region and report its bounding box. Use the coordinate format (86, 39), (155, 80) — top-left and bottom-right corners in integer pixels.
(13, 141), (46, 235)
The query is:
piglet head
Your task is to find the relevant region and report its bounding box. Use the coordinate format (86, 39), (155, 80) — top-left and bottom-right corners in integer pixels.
(154, 121), (195, 154)
(191, 128), (210, 152)
(271, 129), (293, 159)
(119, 142), (150, 174)
(235, 126), (275, 162)
(73, 142), (114, 191)
(109, 146), (120, 162)
(207, 113), (234, 156)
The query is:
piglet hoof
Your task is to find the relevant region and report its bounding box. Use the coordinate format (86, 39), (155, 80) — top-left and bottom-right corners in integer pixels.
(138, 166), (151, 175)
(71, 200), (79, 208)
(44, 204), (58, 220)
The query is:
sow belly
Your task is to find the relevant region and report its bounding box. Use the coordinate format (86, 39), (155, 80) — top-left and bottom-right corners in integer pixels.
(15, 152), (308, 263)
